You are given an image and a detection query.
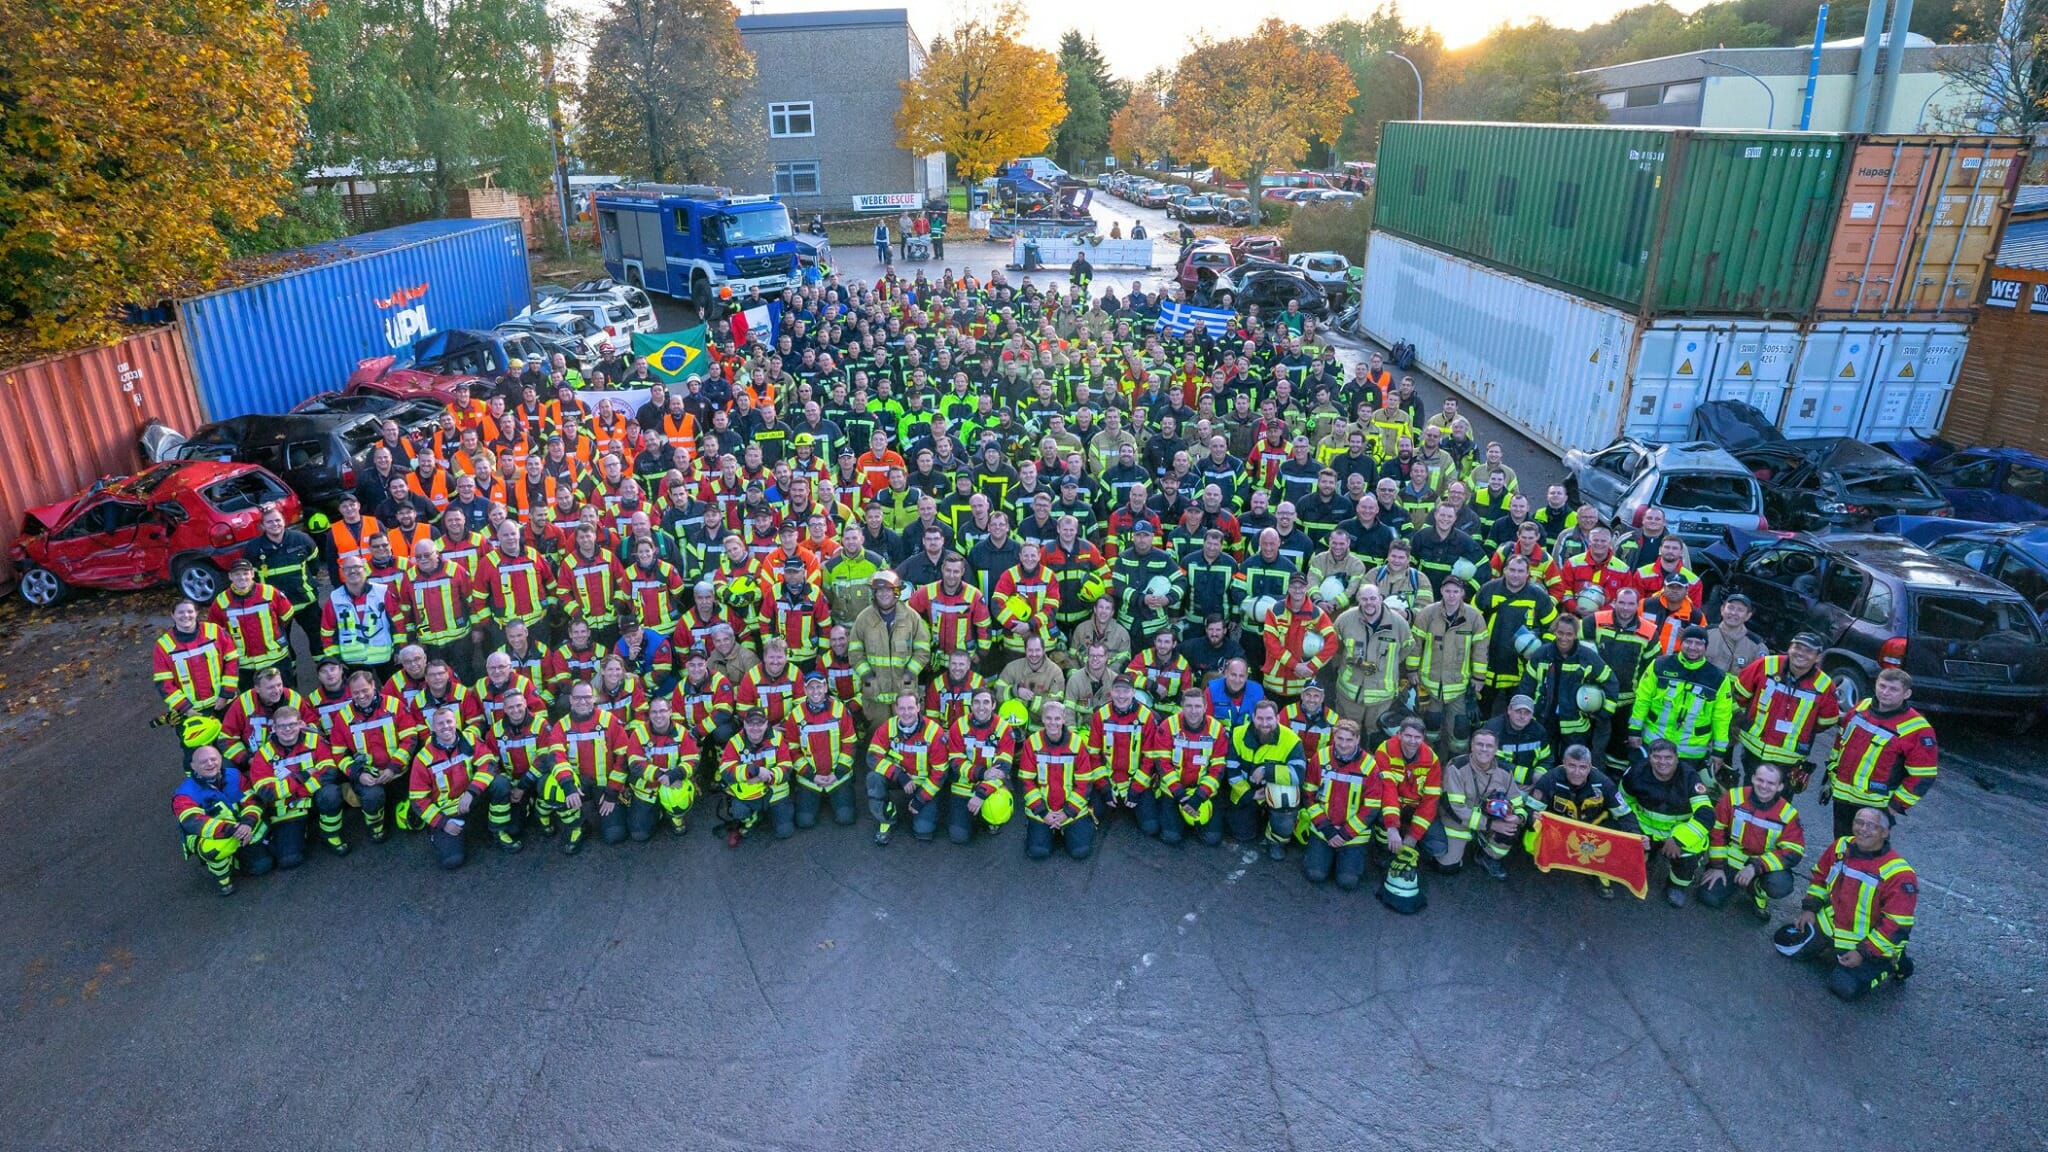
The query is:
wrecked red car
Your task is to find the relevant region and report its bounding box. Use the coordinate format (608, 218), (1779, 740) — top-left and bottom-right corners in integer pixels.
(11, 462), (300, 607)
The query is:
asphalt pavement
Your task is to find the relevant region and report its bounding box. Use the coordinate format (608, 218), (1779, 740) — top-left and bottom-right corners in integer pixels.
(4, 196), (2041, 1150)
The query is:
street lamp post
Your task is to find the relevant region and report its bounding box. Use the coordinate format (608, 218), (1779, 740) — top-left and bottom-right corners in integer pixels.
(1385, 51), (1423, 120)
(1704, 57), (1776, 130)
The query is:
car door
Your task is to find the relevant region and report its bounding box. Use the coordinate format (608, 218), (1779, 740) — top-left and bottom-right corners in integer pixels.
(1574, 444), (1645, 517)
(1989, 546), (2048, 621)
(1813, 557), (1872, 649)
(1732, 540), (1826, 644)
(49, 498), (159, 587)
(1998, 460), (2048, 522)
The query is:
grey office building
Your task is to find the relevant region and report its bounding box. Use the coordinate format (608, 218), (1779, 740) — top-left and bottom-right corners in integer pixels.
(736, 7), (946, 212)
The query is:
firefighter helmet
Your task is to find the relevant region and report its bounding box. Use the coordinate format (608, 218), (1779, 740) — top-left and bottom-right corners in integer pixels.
(1377, 845), (1427, 914)
(1079, 575), (1110, 602)
(996, 594), (1032, 628)
(1671, 818), (1709, 855)
(180, 715), (223, 749)
(1513, 626), (1545, 660)
(1451, 558), (1479, 583)
(1575, 684), (1607, 714)
(305, 512), (332, 534)
(1317, 575), (1348, 607)
(729, 777), (767, 802)
(998, 699), (1031, 728)
(979, 787), (1015, 826)
(1773, 921), (1817, 956)
(1299, 632), (1325, 660)
(1576, 583), (1607, 615)
(1145, 575), (1174, 600)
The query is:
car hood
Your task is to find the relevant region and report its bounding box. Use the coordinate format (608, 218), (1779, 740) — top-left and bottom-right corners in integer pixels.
(1690, 400), (1785, 451)
(24, 496), (81, 532)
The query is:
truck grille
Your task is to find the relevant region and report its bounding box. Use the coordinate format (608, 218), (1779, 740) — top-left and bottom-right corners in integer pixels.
(734, 253), (790, 278)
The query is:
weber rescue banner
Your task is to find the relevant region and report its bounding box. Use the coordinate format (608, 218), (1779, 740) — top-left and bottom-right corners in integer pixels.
(1530, 813), (1650, 899)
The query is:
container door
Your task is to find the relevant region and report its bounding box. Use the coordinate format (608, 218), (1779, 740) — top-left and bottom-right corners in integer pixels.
(1901, 142), (2024, 316)
(1815, 140), (1933, 317)
(1624, 325), (1716, 443)
(1784, 323), (1883, 437)
(1704, 322), (1801, 423)
(1857, 324), (1969, 440)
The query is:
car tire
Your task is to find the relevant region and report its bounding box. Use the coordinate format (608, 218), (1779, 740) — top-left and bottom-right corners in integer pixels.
(174, 557), (223, 603)
(17, 564), (69, 607)
(1825, 661), (1870, 713)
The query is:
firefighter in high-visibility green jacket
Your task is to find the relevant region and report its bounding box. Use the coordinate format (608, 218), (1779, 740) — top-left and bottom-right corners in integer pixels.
(1629, 625), (1735, 784)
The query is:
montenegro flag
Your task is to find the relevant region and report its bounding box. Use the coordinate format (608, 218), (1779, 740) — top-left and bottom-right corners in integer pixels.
(1530, 813), (1649, 899)
(631, 324), (710, 384)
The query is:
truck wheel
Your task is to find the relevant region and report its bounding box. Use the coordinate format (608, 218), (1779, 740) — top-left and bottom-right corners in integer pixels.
(174, 557), (223, 603)
(624, 264), (644, 290)
(17, 564), (69, 607)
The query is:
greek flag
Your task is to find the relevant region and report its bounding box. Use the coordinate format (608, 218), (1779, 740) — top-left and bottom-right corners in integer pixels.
(1161, 300), (1235, 338)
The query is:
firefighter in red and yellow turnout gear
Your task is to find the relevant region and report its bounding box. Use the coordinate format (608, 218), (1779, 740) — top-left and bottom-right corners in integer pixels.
(1018, 699), (1101, 860)
(539, 680), (644, 852)
(155, 599), (239, 717)
(1126, 629), (1194, 717)
(1258, 573), (1337, 701)
(487, 689), (552, 837)
(554, 526), (628, 639)
(1369, 717), (1443, 855)
(392, 540), (475, 666)
(718, 708), (794, 844)
(1087, 674), (1157, 833)
(941, 687), (1017, 843)
(245, 707), (348, 866)
(209, 561), (296, 687)
(1781, 806), (1917, 1001)
(1701, 760), (1806, 919)
(790, 672), (859, 829)
(1149, 687), (1230, 847)
(866, 690), (950, 845)
(409, 705), (515, 868)
(470, 524), (556, 635)
(991, 540), (1062, 655)
(1303, 719), (1375, 889)
(734, 639), (804, 726)
(220, 668), (313, 766)
(1822, 668), (1938, 842)
(906, 555), (991, 664)
(628, 695), (702, 837)
(766, 558), (834, 663)
(1733, 635), (1842, 790)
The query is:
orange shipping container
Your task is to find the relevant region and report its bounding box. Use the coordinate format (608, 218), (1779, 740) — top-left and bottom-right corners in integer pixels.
(0, 327), (206, 585)
(1814, 136), (2026, 320)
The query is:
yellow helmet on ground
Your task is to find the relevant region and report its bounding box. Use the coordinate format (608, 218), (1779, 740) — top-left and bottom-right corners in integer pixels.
(980, 788), (1015, 826)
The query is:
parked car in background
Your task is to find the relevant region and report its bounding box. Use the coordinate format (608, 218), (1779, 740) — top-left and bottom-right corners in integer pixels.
(1211, 265), (1328, 317)
(1220, 198), (1254, 226)
(1288, 251), (1353, 295)
(11, 462), (301, 606)
(158, 401), (444, 509)
(1697, 529), (2048, 723)
(556, 277), (656, 334)
(497, 310), (608, 373)
(1562, 438), (1768, 546)
(1169, 194), (1228, 223)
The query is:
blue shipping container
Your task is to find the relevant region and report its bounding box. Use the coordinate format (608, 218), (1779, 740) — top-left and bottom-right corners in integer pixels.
(178, 218), (532, 419)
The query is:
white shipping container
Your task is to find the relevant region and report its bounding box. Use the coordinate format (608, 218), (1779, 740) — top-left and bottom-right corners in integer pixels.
(1782, 321), (1968, 441)
(1358, 232), (1802, 456)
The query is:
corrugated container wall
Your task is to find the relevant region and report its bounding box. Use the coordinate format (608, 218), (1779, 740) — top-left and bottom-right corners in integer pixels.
(1371, 121), (1846, 317)
(0, 328), (205, 583)
(1945, 280), (2048, 454)
(178, 218), (531, 420)
(1815, 136), (2026, 319)
(1359, 231), (1966, 456)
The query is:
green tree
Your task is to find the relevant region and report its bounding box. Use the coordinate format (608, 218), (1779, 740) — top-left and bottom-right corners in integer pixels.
(1316, 7), (1444, 162)
(1438, 20), (1605, 123)
(1052, 31), (1128, 171)
(1939, 0), (2048, 134)
(575, 0), (761, 184)
(896, 1), (1067, 184)
(1172, 20), (1355, 221)
(294, 0), (559, 213)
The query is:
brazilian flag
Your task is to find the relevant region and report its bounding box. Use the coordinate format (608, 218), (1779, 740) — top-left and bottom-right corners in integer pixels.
(631, 324), (711, 384)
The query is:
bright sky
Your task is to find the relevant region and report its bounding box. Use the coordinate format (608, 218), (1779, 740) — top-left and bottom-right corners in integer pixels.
(722, 0), (1712, 77)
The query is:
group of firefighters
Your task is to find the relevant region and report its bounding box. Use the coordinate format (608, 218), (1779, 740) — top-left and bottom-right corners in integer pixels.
(156, 264), (1929, 1001)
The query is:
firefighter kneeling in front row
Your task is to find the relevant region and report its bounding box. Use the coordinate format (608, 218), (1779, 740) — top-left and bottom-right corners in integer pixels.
(1774, 805), (1917, 1001)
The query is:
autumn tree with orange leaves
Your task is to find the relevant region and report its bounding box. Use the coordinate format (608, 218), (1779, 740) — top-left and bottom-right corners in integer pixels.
(1108, 70), (1176, 169)
(0, 0), (311, 347)
(1172, 20), (1355, 223)
(895, 2), (1066, 186)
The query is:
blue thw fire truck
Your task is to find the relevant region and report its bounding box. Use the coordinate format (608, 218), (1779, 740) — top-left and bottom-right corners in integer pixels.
(593, 184), (801, 309)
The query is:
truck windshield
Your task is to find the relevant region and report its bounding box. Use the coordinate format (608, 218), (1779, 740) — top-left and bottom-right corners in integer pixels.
(721, 207), (792, 245)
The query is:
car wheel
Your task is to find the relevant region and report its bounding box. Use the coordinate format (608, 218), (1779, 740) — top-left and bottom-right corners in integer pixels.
(17, 564), (68, 607)
(1826, 661), (1870, 712)
(175, 558), (223, 603)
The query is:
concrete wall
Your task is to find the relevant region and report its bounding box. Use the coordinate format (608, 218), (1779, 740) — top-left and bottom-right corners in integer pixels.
(742, 21), (930, 208)
(1700, 71), (1968, 132)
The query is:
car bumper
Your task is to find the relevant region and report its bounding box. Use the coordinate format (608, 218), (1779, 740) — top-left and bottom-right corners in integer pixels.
(1911, 678), (2048, 718)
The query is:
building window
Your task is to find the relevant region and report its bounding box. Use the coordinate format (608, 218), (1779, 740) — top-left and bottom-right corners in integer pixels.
(1661, 81), (1702, 104)
(769, 102), (815, 138)
(1598, 91), (1627, 112)
(774, 161), (820, 196)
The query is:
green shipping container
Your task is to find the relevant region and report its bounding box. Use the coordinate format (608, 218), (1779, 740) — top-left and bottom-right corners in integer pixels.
(1372, 121), (1847, 318)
